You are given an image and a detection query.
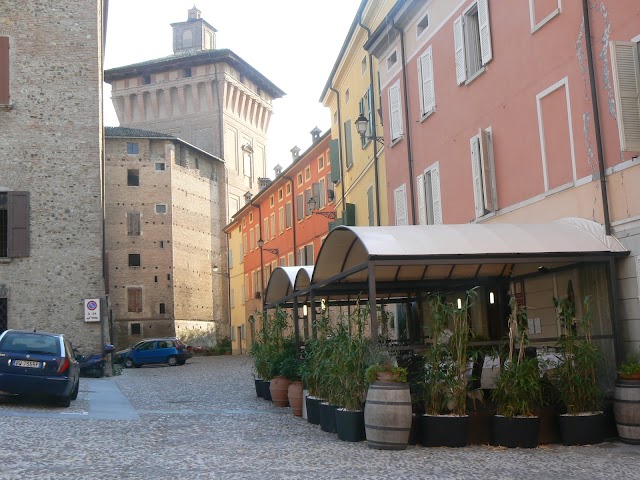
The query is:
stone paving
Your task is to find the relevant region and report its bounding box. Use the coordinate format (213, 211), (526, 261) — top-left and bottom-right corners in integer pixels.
(0, 355), (639, 479)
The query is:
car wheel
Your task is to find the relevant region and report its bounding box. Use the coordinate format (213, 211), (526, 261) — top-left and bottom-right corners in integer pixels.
(167, 356), (178, 367)
(177, 360), (186, 366)
(70, 379), (79, 400)
(124, 358), (134, 368)
(57, 395), (71, 408)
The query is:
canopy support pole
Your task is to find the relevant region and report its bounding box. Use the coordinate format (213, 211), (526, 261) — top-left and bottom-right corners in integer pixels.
(310, 291), (317, 339)
(369, 262), (378, 343)
(293, 297), (301, 349)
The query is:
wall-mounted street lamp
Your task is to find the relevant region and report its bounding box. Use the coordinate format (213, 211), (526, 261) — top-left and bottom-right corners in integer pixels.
(355, 112), (384, 145)
(307, 197), (337, 219)
(257, 238), (278, 255)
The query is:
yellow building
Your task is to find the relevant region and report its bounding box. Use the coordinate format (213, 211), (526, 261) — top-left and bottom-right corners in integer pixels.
(321, 0), (394, 227)
(226, 223), (248, 354)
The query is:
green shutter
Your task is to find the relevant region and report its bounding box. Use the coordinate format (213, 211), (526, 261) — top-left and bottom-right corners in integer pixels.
(344, 203), (356, 226)
(330, 139), (340, 183)
(344, 120), (353, 168)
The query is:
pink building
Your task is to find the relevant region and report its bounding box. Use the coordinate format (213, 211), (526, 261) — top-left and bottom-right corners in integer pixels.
(366, 0), (640, 357)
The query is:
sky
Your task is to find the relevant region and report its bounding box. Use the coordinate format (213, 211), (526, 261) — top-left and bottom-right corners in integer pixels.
(103, 0), (362, 174)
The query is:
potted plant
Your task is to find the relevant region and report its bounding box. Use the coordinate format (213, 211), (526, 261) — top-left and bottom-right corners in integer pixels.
(249, 308), (288, 402)
(421, 292), (476, 448)
(364, 346), (411, 450)
(280, 354), (304, 416)
(268, 338), (296, 408)
(550, 295), (605, 445)
(492, 297), (542, 448)
(614, 353), (640, 444)
(301, 337), (322, 425)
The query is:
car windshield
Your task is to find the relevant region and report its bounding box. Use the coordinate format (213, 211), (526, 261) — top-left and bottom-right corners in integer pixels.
(0, 332), (60, 355)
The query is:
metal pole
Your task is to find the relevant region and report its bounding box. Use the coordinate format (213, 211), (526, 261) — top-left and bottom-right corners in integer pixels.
(310, 292), (317, 339)
(293, 297), (301, 348)
(368, 263), (378, 343)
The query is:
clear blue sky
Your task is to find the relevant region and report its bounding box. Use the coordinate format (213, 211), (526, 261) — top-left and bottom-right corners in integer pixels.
(104, 0), (361, 173)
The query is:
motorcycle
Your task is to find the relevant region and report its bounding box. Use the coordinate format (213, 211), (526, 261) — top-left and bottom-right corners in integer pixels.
(75, 344), (115, 378)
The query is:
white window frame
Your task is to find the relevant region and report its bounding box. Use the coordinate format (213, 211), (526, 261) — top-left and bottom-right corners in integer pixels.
(418, 45), (435, 119)
(155, 203), (167, 214)
(610, 41), (640, 152)
(394, 184), (408, 226)
(529, 0), (562, 34)
(155, 162), (166, 171)
(454, 0), (492, 86)
(388, 80), (403, 142)
(470, 128), (497, 219)
(417, 162), (442, 225)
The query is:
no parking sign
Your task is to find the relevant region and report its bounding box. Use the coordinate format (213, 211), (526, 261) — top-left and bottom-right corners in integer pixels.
(84, 299), (100, 323)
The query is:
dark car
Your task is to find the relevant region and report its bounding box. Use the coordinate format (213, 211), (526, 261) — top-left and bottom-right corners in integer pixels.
(0, 330), (80, 407)
(123, 338), (191, 368)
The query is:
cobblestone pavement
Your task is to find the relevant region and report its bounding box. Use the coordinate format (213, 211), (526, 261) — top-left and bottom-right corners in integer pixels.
(0, 355), (639, 480)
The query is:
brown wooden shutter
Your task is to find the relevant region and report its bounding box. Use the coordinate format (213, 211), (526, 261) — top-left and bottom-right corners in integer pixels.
(7, 192), (29, 257)
(0, 37), (9, 105)
(128, 288), (142, 313)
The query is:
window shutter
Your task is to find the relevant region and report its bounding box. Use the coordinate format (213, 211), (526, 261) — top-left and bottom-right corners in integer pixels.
(394, 185), (408, 226)
(368, 85), (374, 135)
(7, 192), (29, 257)
(416, 174), (427, 225)
(470, 136), (485, 218)
(453, 16), (467, 85)
(297, 194), (304, 221)
(478, 0), (493, 65)
(312, 182), (319, 207)
(344, 120), (353, 168)
(389, 83), (403, 140)
(0, 37), (9, 105)
(610, 42), (640, 151)
(419, 46), (435, 115)
(306, 244), (314, 265)
(359, 97), (366, 148)
(329, 139), (341, 183)
(319, 178), (326, 208)
(344, 203), (356, 226)
(286, 202), (292, 228)
(367, 186), (375, 226)
(431, 164), (443, 224)
(479, 129), (495, 212)
(304, 189), (312, 216)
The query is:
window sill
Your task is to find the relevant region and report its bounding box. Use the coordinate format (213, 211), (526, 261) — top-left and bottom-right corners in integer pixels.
(419, 108), (436, 123)
(464, 66), (486, 87)
(0, 104), (14, 111)
(389, 136), (404, 148)
(0, 258), (11, 264)
(346, 164), (354, 172)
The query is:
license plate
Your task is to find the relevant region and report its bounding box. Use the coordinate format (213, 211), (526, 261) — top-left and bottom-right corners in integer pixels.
(14, 360), (40, 368)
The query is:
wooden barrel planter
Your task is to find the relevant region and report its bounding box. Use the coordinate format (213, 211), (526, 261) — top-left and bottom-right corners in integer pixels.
(269, 376), (290, 407)
(614, 378), (640, 444)
(364, 381), (412, 450)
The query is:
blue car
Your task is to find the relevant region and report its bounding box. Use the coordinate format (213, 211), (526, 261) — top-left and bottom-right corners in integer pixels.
(123, 337), (190, 368)
(0, 330), (80, 407)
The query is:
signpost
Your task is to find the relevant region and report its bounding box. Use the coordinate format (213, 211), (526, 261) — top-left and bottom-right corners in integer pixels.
(84, 299), (100, 323)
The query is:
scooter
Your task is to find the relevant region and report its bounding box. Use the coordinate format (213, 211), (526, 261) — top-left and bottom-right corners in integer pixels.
(76, 344), (115, 378)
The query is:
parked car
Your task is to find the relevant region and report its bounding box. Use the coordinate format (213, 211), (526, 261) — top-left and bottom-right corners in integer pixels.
(122, 338), (191, 368)
(113, 341), (144, 364)
(0, 329), (80, 407)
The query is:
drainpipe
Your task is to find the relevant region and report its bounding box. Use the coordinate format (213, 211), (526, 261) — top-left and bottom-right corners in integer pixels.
(329, 85), (346, 218)
(283, 176), (297, 266)
(358, 17), (381, 226)
(392, 19), (417, 225)
(583, 1), (621, 364)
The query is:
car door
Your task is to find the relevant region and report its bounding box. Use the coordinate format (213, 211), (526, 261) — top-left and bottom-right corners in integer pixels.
(156, 340), (173, 362)
(133, 341), (157, 364)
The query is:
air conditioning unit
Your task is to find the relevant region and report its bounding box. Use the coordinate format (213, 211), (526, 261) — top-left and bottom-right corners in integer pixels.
(327, 189), (335, 201)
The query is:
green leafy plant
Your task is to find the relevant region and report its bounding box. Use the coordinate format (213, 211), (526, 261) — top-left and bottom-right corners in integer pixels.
(618, 354), (640, 378)
(550, 295), (603, 414)
(492, 297), (542, 417)
(365, 345), (408, 384)
(249, 308), (290, 380)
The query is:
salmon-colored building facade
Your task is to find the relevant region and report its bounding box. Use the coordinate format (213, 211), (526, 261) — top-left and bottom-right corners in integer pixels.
(367, 0), (640, 355)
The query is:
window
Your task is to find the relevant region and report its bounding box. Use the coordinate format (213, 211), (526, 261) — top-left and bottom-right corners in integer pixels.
(249, 212), (253, 222)
(359, 87), (373, 147)
(345, 88), (350, 103)
(244, 274), (249, 302)
(529, 0), (561, 33)
(278, 188), (283, 200)
(611, 41), (640, 151)
(242, 144), (253, 178)
(155, 204), (167, 214)
(167, 273), (171, 281)
(387, 50), (398, 70)
(297, 173), (303, 186)
(318, 177), (326, 209)
(249, 228), (255, 251)
(270, 213), (276, 238)
(287, 252), (294, 266)
(286, 183), (291, 195)
(0, 191), (30, 258)
(417, 12), (429, 37)
(367, 186), (375, 226)
(154, 276), (158, 283)
(298, 244), (315, 266)
(129, 254), (141, 267)
(130, 322), (141, 335)
(155, 162), (165, 171)
(182, 68), (192, 78)
(242, 233), (248, 256)
(388, 82), (403, 141)
(127, 169), (139, 186)
(394, 184), (408, 226)
(285, 202), (292, 228)
(195, 158), (200, 170)
(252, 270), (261, 297)
(344, 119), (354, 168)
(159, 303), (166, 314)
(297, 194), (304, 221)
(417, 163), (442, 225)
(159, 240), (164, 248)
(263, 218), (269, 242)
(361, 56), (367, 75)
(311, 182), (319, 212)
(142, 74), (151, 85)
(418, 46), (435, 117)
(0, 36), (10, 105)
(127, 288), (142, 313)
(127, 143), (139, 155)
(305, 166), (311, 181)
(230, 288), (235, 309)
(127, 212), (141, 236)
(470, 129), (496, 218)
(270, 195), (274, 207)
(304, 189), (312, 217)
(454, 0), (492, 85)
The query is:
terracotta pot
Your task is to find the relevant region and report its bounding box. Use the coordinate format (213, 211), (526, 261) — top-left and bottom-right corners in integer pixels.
(288, 381), (304, 416)
(269, 376), (290, 407)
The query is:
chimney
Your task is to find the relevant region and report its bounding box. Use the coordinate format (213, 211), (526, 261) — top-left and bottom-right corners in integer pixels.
(274, 164), (283, 176)
(290, 146), (301, 160)
(310, 127), (322, 143)
(258, 177), (272, 189)
(243, 191), (252, 204)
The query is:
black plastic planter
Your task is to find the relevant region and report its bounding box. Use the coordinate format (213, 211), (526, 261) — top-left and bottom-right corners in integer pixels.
(559, 413), (605, 446)
(255, 379), (263, 398)
(261, 380), (272, 401)
(492, 415), (540, 448)
(306, 396), (321, 425)
(421, 415), (469, 448)
(319, 402), (338, 433)
(336, 409), (365, 442)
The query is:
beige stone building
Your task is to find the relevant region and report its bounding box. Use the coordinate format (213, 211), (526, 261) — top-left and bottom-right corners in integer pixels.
(104, 6), (285, 224)
(105, 127), (228, 348)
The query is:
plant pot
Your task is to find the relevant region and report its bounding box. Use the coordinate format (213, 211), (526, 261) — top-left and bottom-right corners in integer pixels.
(614, 378), (640, 444)
(269, 376), (290, 407)
(306, 396), (321, 425)
(302, 389), (309, 420)
(364, 381), (412, 450)
(254, 378), (263, 398)
(421, 414), (469, 448)
(288, 381), (304, 417)
(336, 409), (365, 442)
(492, 415), (540, 448)
(319, 402), (338, 433)
(558, 412), (604, 446)
(262, 380), (272, 402)
(409, 413), (422, 446)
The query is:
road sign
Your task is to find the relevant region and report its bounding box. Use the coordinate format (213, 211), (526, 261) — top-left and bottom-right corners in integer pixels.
(84, 298), (100, 323)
